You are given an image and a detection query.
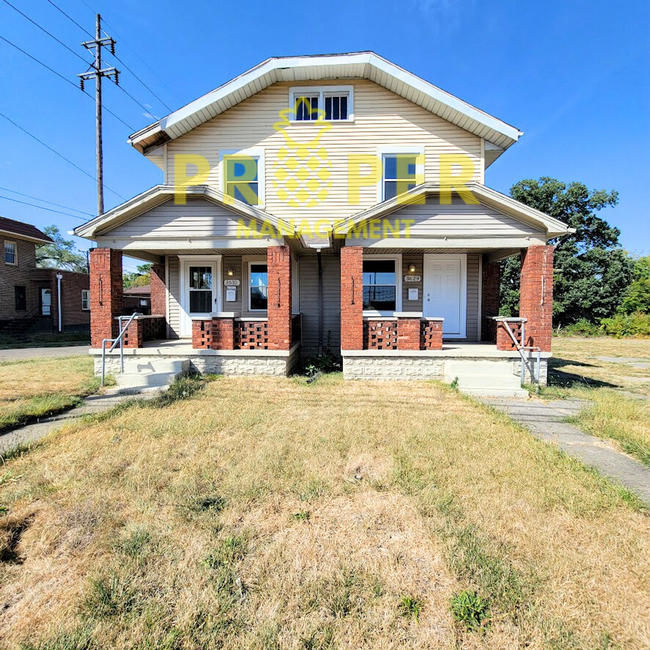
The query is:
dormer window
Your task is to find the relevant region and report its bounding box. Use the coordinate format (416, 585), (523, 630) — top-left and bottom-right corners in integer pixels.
(289, 86), (354, 122)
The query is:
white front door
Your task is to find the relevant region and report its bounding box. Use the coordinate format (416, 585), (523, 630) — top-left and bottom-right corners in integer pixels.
(423, 254), (467, 338)
(180, 257), (221, 336)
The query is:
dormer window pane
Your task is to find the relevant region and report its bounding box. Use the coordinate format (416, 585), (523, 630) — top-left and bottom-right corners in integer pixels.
(295, 96), (319, 121)
(325, 94), (348, 121)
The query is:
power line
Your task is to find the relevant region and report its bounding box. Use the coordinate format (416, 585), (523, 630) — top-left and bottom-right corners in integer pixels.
(115, 83), (159, 119)
(1, 0), (92, 66)
(0, 186), (93, 216)
(46, 0), (92, 38)
(46, 0), (172, 113)
(0, 194), (87, 220)
(0, 110), (125, 200)
(79, 0), (175, 106)
(0, 33), (135, 130)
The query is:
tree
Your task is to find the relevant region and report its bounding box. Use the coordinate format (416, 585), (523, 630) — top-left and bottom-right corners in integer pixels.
(36, 225), (88, 273)
(123, 263), (152, 289)
(499, 177), (633, 326)
(619, 256), (650, 314)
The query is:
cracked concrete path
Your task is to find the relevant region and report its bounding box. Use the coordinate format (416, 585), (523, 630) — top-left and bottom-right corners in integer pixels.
(483, 397), (650, 504)
(0, 390), (156, 455)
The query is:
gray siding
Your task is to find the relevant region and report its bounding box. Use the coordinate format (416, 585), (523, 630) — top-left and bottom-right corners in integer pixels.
(466, 253), (479, 341)
(108, 198), (247, 238)
(167, 256), (181, 339)
(299, 254), (341, 356)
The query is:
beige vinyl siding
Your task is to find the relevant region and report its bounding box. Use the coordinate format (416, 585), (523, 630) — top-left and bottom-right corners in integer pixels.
(466, 253), (479, 341)
(107, 198), (247, 239)
(167, 255), (181, 339)
(402, 253), (423, 311)
(222, 255), (243, 312)
(298, 254), (341, 355)
(166, 79), (483, 225)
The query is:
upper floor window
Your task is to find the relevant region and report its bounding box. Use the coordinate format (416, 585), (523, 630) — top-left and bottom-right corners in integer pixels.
(381, 151), (424, 201)
(221, 149), (264, 206)
(4, 240), (17, 265)
(289, 86), (354, 122)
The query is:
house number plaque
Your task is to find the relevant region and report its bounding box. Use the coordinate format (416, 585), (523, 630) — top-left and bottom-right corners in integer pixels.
(224, 279), (240, 286)
(404, 275), (421, 283)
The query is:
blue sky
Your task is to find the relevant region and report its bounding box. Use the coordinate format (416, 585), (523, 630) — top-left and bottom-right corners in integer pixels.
(0, 0), (648, 271)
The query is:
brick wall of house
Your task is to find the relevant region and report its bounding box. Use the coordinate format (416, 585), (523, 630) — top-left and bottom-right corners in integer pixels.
(90, 248), (123, 348)
(57, 270), (90, 329)
(481, 258), (500, 342)
(267, 245), (292, 350)
(0, 237), (39, 320)
(340, 246), (363, 350)
(520, 245), (553, 352)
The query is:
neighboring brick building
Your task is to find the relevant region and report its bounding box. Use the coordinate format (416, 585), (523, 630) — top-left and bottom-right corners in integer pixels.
(0, 216), (90, 336)
(123, 284), (152, 315)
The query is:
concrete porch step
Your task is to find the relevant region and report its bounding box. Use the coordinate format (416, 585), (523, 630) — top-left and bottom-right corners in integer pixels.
(114, 358), (189, 391)
(443, 359), (525, 397)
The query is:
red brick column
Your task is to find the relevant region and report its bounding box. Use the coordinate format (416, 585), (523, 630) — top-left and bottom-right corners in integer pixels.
(90, 248), (122, 348)
(267, 246), (292, 350)
(192, 319), (212, 349)
(341, 247), (363, 350)
(212, 317), (235, 350)
(421, 319), (443, 350)
(496, 320), (522, 351)
(520, 246), (553, 352)
(397, 317), (421, 350)
(150, 263), (166, 316)
(481, 259), (500, 342)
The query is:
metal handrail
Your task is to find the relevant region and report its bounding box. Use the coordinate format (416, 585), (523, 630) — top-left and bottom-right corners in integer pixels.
(499, 319), (542, 390)
(100, 312), (142, 387)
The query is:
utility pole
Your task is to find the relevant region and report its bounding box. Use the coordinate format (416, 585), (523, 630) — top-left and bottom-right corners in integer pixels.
(78, 15), (119, 216)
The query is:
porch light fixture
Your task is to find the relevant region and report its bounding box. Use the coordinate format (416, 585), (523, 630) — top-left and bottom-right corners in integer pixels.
(408, 263), (417, 273)
(227, 267), (235, 277)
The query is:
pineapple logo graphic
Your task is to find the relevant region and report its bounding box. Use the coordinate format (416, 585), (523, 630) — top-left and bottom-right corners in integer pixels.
(272, 98), (333, 208)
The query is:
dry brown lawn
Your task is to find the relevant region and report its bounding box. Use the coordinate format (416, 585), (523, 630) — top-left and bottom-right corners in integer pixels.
(0, 374), (649, 649)
(547, 337), (650, 466)
(0, 356), (99, 431)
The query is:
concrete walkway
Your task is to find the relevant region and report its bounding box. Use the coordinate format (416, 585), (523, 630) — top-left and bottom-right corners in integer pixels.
(0, 345), (89, 361)
(0, 390), (156, 455)
(484, 397), (650, 504)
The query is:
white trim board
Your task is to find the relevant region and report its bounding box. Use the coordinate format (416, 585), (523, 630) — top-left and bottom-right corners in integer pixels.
(178, 255), (222, 336)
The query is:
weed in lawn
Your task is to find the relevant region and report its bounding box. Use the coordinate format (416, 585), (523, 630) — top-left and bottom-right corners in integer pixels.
(83, 574), (137, 618)
(117, 527), (152, 559)
(398, 595), (422, 622)
(450, 590), (489, 631)
(290, 511), (310, 521)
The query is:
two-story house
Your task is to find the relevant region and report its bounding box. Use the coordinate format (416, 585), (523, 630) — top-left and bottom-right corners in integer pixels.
(0, 216), (90, 336)
(75, 52), (571, 394)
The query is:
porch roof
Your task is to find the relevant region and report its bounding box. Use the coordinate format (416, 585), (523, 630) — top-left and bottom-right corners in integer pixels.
(341, 183), (573, 240)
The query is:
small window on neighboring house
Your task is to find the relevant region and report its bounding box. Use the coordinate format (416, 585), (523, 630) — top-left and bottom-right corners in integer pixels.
(81, 289), (90, 311)
(249, 263), (268, 311)
(223, 153), (261, 205)
(15, 286), (26, 311)
(382, 154), (420, 201)
(4, 241), (17, 265)
(363, 259), (398, 313)
(290, 86), (354, 122)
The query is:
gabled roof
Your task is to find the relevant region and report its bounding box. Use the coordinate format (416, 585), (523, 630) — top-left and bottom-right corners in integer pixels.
(0, 216), (52, 244)
(124, 284), (151, 295)
(341, 183), (573, 239)
(129, 52), (523, 159)
(73, 185), (287, 239)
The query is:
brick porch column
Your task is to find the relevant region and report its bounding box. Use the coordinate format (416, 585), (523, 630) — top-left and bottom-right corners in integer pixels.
(267, 245), (292, 350)
(89, 248), (123, 348)
(520, 245), (553, 352)
(397, 316), (421, 350)
(481, 258), (500, 342)
(341, 246), (363, 350)
(150, 262), (166, 316)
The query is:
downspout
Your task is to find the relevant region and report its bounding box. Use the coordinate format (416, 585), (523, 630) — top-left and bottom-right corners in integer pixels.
(55, 273), (63, 333)
(317, 250), (324, 356)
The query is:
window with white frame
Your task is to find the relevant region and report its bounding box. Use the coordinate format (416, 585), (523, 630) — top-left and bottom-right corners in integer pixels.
(4, 240), (17, 265)
(222, 151), (263, 206)
(249, 263), (268, 311)
(362, 258), (400, 313)
(81, 289), (90, 310)
(290, 86), (354, 122)
(381, 153), (422, 201)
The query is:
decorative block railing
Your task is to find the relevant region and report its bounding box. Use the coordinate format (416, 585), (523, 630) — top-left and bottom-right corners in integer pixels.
(363, 319), (399, 350)
(362, 315), (444, 351)
(236, 320), (269, 350)
(493, 317), (526, 351)
(121, 315), (166, 349)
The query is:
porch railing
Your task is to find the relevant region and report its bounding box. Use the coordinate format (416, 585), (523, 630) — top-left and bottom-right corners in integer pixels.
(362, 314), (444, 351)
(101, 312), (141, 386)
(493, 317), (541, 389)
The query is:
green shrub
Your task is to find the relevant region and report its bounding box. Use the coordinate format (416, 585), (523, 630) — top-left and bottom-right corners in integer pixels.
(599, 312), (650, 338)
(560, 319), (601, 337)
